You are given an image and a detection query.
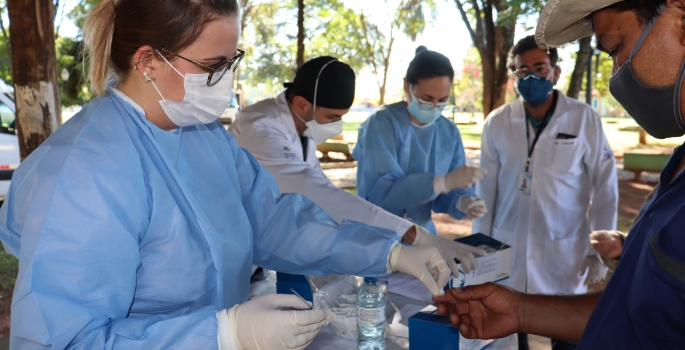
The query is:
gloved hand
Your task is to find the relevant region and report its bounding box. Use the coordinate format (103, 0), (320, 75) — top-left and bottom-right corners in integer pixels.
(388, 244), (451, 296)
(225, 294), (331, 350)
(438, 166), (487, 192)
(589, 230), (624, 259)
(582, 255), (608, 287)
(457, 196), (488, 219)
(412, 225), (486, 275)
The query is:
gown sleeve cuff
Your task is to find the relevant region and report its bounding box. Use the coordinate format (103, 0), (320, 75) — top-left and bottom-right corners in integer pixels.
(386, 241), (401, 274)
(217, 308), (241, 350)
(433, 175), (449, 195)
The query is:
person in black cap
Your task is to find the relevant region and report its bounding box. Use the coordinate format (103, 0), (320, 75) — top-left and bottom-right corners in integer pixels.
(231, 56), (485, 291)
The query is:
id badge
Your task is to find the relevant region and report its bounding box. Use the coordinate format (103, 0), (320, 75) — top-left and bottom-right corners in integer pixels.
(518, 172), (532, 196)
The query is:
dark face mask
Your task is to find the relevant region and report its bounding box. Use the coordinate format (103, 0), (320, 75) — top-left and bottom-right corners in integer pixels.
(516, 73), (553, 106)
(609, 4), (685, 139)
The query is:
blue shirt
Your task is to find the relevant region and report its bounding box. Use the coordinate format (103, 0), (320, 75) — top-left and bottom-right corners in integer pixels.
(579, 143), (685, 349)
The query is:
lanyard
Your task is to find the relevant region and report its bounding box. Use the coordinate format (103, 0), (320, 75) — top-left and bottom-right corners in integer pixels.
(524, 91), (558, 172)
(525, 119), (549, 172)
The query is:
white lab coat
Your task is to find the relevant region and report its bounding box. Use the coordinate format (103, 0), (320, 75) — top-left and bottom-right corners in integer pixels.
(472, 93), (618, 295)
(229, 91), (413, 236)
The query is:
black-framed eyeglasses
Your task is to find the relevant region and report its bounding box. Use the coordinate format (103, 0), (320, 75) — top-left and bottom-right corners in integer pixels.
(157, 47), (246, 86)
(512, 63), (553, 79)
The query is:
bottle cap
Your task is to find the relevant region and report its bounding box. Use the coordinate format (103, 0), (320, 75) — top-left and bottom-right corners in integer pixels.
(364, 277), (378, 282)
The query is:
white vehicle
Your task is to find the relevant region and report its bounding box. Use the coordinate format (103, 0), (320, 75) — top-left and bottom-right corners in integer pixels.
(0, 80), (21, 199)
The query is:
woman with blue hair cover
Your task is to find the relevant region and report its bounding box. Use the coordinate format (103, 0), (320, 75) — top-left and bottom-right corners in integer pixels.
(0, 1), (451, 349)
(353, 46), (488, 234)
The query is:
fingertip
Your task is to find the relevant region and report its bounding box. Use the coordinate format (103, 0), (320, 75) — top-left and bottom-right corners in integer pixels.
(450, 313), (460, 326)
(460, 324), (470, 337)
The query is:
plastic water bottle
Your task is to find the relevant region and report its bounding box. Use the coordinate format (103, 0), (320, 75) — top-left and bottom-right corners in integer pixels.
(357, 277), (386, 350)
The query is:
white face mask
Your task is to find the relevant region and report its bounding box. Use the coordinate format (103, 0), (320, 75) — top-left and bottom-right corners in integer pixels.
(151, 49), (233, 127)
(290, 105), (343, 144)
(289, 58), (343, 144)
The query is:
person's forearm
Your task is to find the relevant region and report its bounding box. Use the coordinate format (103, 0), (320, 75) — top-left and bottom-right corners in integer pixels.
(519, 292), (601, 342)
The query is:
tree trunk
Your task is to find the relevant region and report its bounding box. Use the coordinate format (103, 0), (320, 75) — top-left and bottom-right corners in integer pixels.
(567, 36), (592, 99)
(296, 0), (305, 68)
(479, 23), (514, 118)
(639, 128), (648, 145)
(378, 36), (395, 106)
(8, 0), (61, 160)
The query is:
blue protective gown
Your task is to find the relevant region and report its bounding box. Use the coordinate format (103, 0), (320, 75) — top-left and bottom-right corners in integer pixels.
(578, 143), (685, 349)
(0, 90), (398, 349)
(352, 102), (474, 234)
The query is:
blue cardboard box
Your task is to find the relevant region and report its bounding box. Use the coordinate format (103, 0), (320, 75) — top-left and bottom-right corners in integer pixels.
(276, 272), (313, 302)
(409, 311), (494, 350)
(409, 311), (461, 350)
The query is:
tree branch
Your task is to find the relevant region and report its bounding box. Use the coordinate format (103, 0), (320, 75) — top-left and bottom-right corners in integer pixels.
(359, 12), (380, 77)
(454, 0), (477, 46)
(468, 0), (484, 43)
(53, 0), (59, 21)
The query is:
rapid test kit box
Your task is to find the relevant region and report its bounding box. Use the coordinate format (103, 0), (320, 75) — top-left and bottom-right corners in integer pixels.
(449, 233), (511, 289)
(409, 233), (512, 350)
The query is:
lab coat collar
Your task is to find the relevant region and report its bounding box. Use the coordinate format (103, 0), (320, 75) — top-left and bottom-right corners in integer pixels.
(275, 91), (301, 138)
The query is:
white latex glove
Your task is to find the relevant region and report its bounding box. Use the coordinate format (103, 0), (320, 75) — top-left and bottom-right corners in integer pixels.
(457, 195), (488, 219)
(440, 166), (487, 192)
(589, 230), (624, 260)
(224, 294), (331, 350)
(582, 255), (609, 287)
(434, 166), (487, 194)
(412, 225), (486, 275)
(388, 245), (451, 296)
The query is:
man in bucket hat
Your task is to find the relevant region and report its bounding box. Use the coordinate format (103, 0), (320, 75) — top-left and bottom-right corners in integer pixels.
(434, 1), (685, 348)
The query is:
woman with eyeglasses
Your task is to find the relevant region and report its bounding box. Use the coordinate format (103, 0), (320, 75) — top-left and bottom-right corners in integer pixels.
(353, 46), (488, 235)
(0, 2), (455, 349)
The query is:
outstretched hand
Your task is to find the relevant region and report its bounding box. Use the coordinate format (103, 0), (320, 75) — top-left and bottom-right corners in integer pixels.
(433, 283), (522, 340)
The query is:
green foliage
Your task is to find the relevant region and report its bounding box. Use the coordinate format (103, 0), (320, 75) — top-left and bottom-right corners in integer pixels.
(68, 0), (99, 31)
(497, 0), (544, 27)
(241, 0), (435, 98)
(0, 0), (12, 85)
(0, 250), (17, 312)
(594, 53), (613, 96)
(0, 250), (16, 291)
(56, 36), (94, 106)
(240, 1), (296, 93)
(453, 47), (483, 112)
(307, 0), (369, 72)
(0, 34), (11, 85)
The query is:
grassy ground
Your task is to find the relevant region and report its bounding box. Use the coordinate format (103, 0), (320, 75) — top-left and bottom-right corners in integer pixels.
(345, 115), (685, 150)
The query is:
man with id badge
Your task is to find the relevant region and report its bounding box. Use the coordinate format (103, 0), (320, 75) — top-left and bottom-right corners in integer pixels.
(472, 35), (618, 349)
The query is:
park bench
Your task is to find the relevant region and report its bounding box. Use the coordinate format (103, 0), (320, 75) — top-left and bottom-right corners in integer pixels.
(622, 149), (671, 182)
(316, 137), (355, 162)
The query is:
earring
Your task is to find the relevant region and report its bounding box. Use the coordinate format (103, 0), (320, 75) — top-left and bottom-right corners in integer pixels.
(132, 58), (139, 70)
(143, 72), (152, 83)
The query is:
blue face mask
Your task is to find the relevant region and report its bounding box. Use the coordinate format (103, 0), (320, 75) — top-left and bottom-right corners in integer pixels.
(407, 87), (446, 125)
(516, 73), (553, 106)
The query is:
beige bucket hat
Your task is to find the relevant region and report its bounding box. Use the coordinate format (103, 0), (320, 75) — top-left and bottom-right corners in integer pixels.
(535, 0), (623, 48)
